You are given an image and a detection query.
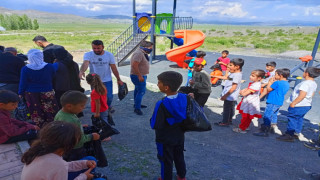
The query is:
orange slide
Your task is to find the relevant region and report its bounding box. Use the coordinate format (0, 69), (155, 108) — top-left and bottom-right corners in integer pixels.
(165, 30), (206, 68)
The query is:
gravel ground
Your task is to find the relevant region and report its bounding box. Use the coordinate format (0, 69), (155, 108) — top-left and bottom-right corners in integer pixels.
(78, 70), (320, 180)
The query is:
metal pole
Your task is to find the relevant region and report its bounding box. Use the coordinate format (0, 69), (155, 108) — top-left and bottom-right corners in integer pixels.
(170, 0), (177, 49)
(308, 28), (320, 67)
(133, 0), (136, 35)
(150, 0), (156, 64)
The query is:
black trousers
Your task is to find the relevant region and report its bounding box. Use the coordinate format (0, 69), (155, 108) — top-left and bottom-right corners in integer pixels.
(194, 93), (210, 107)
(4, 130), (38, 144)
(222, 100), (236, 124)
(156, 143), (186, 180)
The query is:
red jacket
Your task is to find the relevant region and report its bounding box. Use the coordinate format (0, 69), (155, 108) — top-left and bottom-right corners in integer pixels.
(0, 109), (35, 144)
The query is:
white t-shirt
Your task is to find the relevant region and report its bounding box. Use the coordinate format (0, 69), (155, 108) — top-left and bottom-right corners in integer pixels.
(221, 72), (242, 101)
(83, 51), (115, 82)
(262, 70), (276, 84)
(287, 80), (317, 107)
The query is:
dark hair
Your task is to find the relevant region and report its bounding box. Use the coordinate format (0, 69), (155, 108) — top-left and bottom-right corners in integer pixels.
(266, 61), (276, 67)
(305, 67), (320, 78)
(60, 91), (88, 106)
(92, 40), (104, 46)
(276, 68), (290, 79)
(21, 121), (81, 165)
(222, 50), (229, 55)
(0, 45), (4, 52)
(157, 71), (183, 92)
(86, 74), (106, 95)
(252, 69), (265, 78)
(0, 90), (19, 104)
(140, 40), (154, 47)
(230, 58), (244, 70)
(4, 47), (17, 54)
(196, 51), (206, 58)
(32, 35), (47, 42)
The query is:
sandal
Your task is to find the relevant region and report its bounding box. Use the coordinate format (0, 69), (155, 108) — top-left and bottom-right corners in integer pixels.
(232, 127), (247, 134)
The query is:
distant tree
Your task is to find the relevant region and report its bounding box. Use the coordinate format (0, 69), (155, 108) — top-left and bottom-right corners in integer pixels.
(33, 19), (39, 30)
(0, 14), (39, 30)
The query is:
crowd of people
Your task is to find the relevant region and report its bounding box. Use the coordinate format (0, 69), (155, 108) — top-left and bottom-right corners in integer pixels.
(0, 36), (320, 180)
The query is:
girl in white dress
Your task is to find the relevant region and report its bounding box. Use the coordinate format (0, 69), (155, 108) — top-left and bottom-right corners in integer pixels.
(233, 69), (265, 133)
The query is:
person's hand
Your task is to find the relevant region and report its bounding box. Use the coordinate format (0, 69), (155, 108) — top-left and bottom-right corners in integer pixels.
(94, 113), (100, 118)
(92, 133), (100, 141)
(189, 79), (194, 85)
(84, 168), (94, 180)
(268, 77), (275, 83)
(220, 95), (227, 101)
(218, 61), (223, 65)
(82, 124), (89, 127)
(86, 160), (96, 169)
(79, 72), (85, 80)
(117, 79), (124, 86)
(289, 103), (295, 108)
(188, 93), (194, 98)
(33, 125), (40, 130)
(138, 75), (144, 82)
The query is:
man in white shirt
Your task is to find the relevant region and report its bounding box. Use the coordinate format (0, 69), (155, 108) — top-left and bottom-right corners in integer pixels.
(79, 40), (123, 113)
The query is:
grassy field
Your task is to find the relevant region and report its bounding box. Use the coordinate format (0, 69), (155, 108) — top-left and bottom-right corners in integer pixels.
(0, 22), (319, 55)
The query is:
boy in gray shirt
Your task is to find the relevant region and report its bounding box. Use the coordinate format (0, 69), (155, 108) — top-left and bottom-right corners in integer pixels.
(212, 58), (244, 126)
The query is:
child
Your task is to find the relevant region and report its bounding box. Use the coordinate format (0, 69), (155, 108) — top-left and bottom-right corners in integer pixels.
(260, 61), (277, 99)
(213, 58), (244, 126)
(232, 69), (265, 133)
(253, 68), (290, 137)
(186, 51), (206, 86)
(86, 74), (109, 124)
(54, 91), (107, 167)
(0, 90), (39, 144)
(189, 58), (212, 107)
(217, 50), (230, 74)
(277, 67), (320, 142)
(21, 121), (99, 180)
(150, 71), (187, 180)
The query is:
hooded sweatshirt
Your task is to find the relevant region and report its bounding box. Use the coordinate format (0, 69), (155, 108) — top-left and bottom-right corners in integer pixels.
(150, 93), (187, 145)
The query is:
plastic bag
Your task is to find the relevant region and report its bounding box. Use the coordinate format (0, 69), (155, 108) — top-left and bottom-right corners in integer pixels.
(182, 96), (212, 132)
(118, 82), (128, 101)
(178, 86), (198, 94)
(14, 97), (30, 122)
(91, 115), (120, 140)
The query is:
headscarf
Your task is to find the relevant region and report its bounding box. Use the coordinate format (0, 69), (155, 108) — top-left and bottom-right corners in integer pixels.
(26, 49), (47, 70)
(53, 47), (73, 67)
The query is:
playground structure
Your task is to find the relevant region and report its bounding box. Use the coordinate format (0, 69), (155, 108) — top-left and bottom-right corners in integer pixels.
(105, 0), (203, 67)
(289, 28), (320, 85)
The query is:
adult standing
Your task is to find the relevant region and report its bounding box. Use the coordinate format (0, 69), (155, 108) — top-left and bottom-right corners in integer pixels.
(130, 40), (153, 115)
(79, 40), (123, 113)
(33, 35), (72, 64)
(19, 49), (59, 128)
(0, 47), (25, 94)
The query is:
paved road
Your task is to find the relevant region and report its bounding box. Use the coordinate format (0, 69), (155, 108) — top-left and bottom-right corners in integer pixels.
(117, 52), (320, 124)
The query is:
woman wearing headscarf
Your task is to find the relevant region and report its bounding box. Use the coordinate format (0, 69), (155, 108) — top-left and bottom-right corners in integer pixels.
(52, 47), (84, 108)
(18, 49), (59, 128)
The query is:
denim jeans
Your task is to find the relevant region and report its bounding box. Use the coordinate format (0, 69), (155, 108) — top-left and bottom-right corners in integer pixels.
(103, 81), (113, 107)
(100, 110), (110, 125)
(185, 76), (192, 86)
(130, 74), (147, 110)
(222, 100), (236, 124)
(286, 106), (311, 136)
(263, 103), (281, 126)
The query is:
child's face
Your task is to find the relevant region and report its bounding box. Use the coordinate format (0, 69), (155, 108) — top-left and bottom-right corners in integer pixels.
(249, 73), (261, 82)
(266, 66), (275, 72)
(66, 102), (86, 114)
(221, 52), (228, 58)
(193, 64), (204, 72)
(228, 63), (240, 73)
(274, 72), (281, 80)
(0, 102), (18, 111)
(157, 80), (167, 93)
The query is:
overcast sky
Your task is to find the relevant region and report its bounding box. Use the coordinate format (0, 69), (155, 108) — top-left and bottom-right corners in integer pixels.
(1, 0), (320, 22)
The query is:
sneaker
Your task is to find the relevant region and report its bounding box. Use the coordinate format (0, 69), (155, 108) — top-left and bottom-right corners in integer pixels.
(214, 122), (230, 127)
(108, 106), (115, 114)
(253, 129), (269, 137)
(134, 109), (143, 115)
(276, 134), (295, 142)
(304, 142), (320, 150)
(232, 127), (247, 134)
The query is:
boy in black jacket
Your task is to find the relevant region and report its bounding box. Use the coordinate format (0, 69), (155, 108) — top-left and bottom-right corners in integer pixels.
(150, 71), (187, 180)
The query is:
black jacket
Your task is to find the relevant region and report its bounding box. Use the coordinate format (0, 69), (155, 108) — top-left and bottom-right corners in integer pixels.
(0, 52), (25, 84)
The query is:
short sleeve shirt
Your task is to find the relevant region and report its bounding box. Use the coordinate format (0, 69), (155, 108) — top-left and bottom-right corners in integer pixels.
(267, 80), (290, 106)
(221, 72), (242, 101)
(217, 57), (230, 71)
(130, 49), (149, 75)
(83, 51), (115, 82)
(262, 70), (276, 84)
(287, 80), (317, 107)
(91, 89), (108, 113)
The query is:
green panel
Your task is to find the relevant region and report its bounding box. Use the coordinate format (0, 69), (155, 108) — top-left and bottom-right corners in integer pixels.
(155, 13), (173, 34)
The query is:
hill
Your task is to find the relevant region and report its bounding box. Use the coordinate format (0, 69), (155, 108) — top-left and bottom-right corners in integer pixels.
(0, 7), (130, 24)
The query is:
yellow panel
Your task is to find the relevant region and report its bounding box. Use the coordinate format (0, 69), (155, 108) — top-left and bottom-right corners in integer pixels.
(138, 17), (151, 32)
